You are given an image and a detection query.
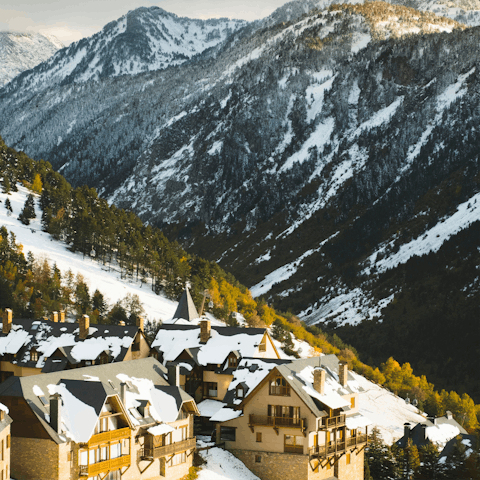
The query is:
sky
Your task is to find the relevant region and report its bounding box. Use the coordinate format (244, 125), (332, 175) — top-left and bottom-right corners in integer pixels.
(0, 0), (288, 45)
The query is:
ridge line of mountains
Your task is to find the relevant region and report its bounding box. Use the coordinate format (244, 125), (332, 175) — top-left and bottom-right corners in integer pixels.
(0, 0), (479, 401)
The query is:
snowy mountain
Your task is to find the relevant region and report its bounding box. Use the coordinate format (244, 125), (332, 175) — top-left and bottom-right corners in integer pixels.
(1, 1), (480, 398)
(0, 7), (246, 92)
(0, 32), (63, 87)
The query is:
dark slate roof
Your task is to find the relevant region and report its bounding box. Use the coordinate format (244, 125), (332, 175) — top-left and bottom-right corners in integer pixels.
(173, 287), (199, 321)
(439, 434), (477, 461)
(155, 324), (268, 336)
(0, 358), (170, 444)
(0, 318), (141, 369)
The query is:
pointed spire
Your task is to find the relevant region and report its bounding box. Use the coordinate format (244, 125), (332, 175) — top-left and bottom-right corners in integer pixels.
(173, 286), (199, 322)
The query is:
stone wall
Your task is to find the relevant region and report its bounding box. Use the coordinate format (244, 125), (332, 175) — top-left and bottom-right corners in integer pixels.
(11, 437), (59, 480)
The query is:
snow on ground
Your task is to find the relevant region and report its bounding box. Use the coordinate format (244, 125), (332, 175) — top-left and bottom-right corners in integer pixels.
(197, 447), (260, 480)
(366, 191), (480, 275)
(0, 185), (216, 324)
(300, 288), (394, 326)
(351, 370), (427, 445)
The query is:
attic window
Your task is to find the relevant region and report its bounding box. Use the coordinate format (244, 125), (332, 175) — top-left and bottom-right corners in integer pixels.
(228, 355), (238, 369)
(269, 376), (290, 396)
(30, 349), (38, 362)
(236, 386), (244, 399)
(38, 395), (48, 406)
(258, 339), (267, 352)
(108, 380), (116, 390)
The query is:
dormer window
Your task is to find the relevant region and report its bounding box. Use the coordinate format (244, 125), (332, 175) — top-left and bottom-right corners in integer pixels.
(30, 348), (38, 362)
(236, 386), (244, 399)
(99, 352), (109, 365)
(228, 355), (238, 369)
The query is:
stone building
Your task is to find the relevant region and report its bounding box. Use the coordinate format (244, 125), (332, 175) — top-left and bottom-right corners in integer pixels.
(0, 357), (198, 480)
(216, 356), (370, 480)
(0, 309), (151, 382)
(152, 319), (280, 404)
(0, 402), (12, 480)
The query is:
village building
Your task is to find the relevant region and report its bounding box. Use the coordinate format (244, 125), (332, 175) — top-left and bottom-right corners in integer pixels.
(214, 356), (371, 480)
(0, 357), (199, 480)
(0, 402), (12, 480)
(0, 309), (151, 382)
(151, 319), (281, 404)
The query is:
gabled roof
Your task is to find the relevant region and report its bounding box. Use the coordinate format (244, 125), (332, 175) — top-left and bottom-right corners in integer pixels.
(152, 324), (279, 365)
(0, 358), (197, 444)
(173, 287), (199, 321)
(0, 318), (141, 369)
(238, 356), (366, 419)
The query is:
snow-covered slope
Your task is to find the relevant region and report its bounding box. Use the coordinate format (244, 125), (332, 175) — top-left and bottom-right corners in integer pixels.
(0, 7), (246, 93)
(0, 32), (63, 87)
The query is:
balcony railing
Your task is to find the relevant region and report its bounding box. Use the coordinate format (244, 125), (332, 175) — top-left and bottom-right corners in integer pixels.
(309, 434), (368, 459)
(88, 427), (131, 447)
(269, 386), (291, 396)
(249, 415), (306, 429)
(320, 414), (346, 429)
(140, 437), (196, 459)
(284, 445), (304, 454)
(79, 454), (130, 476)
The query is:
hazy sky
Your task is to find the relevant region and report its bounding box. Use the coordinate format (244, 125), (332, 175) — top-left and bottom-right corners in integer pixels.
(0, 0), (287, 45)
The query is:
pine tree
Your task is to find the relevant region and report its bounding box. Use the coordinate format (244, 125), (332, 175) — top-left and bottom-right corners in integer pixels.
(2, 176), (11, 194)
(18, 194), (36, 225)
(5, 198), (12, 212)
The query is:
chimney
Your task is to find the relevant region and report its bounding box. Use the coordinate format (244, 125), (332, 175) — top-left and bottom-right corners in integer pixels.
(338, 362), (348, 387)
(200, 320), (211, 344)
(118, 321), (126, 326)
(60, 311), (65, 323)
(313, 367), (326, 395)
(136, 316), (144, 331)
(79, 314), (90, 340)
(168, 364), (181, 387)
(404, 422), (411, 441)
(420, 423), (427, 442)
(120, 382), (127, 405)
(52, 311), (58, 323)
(2, 309), (12, 334)
(43, 316), (49, 322)
(50, 393), (62, 434)
(446, 411), (453, 420)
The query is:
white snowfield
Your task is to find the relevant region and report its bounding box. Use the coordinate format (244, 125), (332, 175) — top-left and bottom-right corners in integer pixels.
(0, 185), (184, 323)
(197, 447), (260, 480)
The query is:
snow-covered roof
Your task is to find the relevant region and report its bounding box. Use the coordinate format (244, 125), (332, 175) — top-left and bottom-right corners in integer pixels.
(152, 324), (276, 366)
(197, 399), (225, 419)
(0, 318), (143, 370)
(0, 358), (197, 444)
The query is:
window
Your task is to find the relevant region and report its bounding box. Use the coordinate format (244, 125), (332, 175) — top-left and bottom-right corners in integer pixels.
(236, 385), (244, 399)
(269, 376), (290, 396)
(30, 348), (38, 362)
(346, 453), (351, 465)
(168, 452), (186, 466)
(350, 396), (355, 408)
(284, 435), (304, 454)
(256, 432), (262, 443)
(268, 405), (300, 426)
(204, 382), (218, 398)
(6, 435), (10, 449)
(0, 440), (3, 461)
(258, 340), (266, 352)
(255, 455), (262, 463)
(228, 355), (238, 368)
(220, 427), (236, 442)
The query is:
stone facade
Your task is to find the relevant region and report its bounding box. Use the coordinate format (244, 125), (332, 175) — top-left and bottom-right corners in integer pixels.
(11, 437), (59, 480)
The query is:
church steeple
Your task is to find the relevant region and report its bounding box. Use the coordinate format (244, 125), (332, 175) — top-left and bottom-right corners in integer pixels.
(172, 286), (199, 321)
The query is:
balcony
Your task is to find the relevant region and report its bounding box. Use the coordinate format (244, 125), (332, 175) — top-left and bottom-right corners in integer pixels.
(249, 415), (306, 431)
(88, 427), (131, 447)
(309, 434), (368, 459)
(79, 454), (130, 476)
(269, 386), (291, 396)
(140, 437), (196, 459)
(320, 414), (346, 429)
(284, 445), (304, 454)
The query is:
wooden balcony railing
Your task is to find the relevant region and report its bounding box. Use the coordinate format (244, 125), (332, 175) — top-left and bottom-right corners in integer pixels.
(140, 437), (196, 459)
(309, 434), (368, 459)
(79, 454), (130, 476)
(269, 386), (291, 396)
(320, 414), (346, 429)
(284, 445), (304, 454)
(88, 427), (131, 447)
(249, 415), (306, 429)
